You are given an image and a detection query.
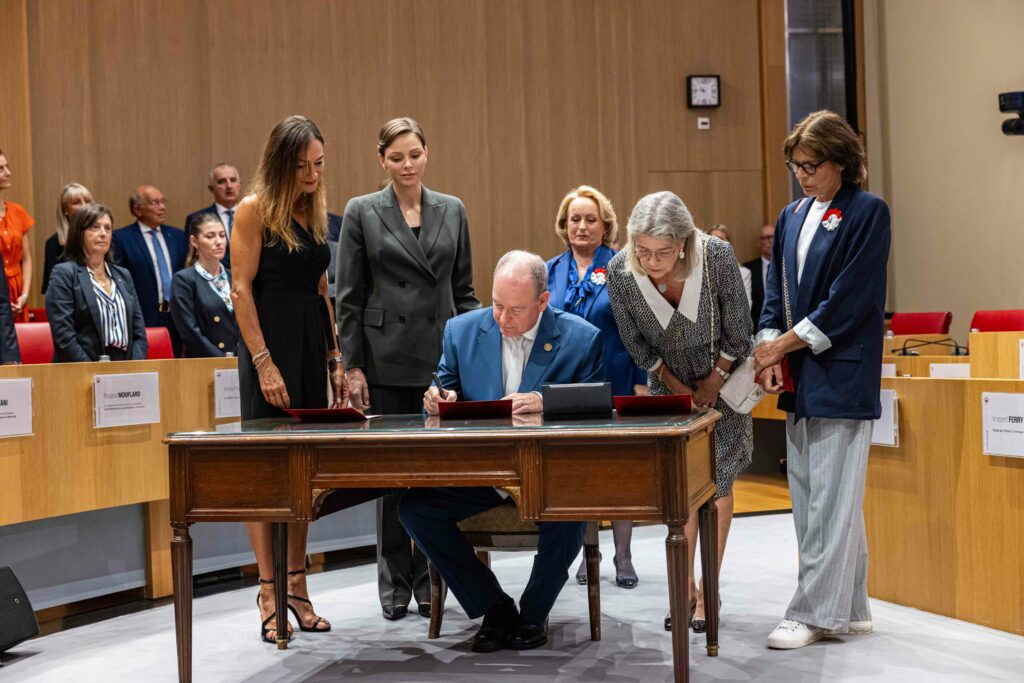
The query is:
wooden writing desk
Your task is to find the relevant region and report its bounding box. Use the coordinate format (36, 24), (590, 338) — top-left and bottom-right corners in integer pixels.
(166, 411), (722, 682)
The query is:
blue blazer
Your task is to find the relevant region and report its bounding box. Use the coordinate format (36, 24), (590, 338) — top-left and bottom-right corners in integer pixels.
(434, 307), (604, 401)
(170, 266), (239, 357)
(184, 205), (233, 269)
(759, 183), (891, 421)
(112, 223), (189, 326)
(546, 246), (646, 395)
(45, 261), (148, 362)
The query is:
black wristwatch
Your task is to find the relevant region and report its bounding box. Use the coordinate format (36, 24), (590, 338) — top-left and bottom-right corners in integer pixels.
(327, 356), (341, 372)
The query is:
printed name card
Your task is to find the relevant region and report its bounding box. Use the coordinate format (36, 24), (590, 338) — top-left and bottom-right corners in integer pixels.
(982, 392), (1024, 458)
(214, 369), (241, 418)
(0, 378), (33, 437)
(93, 372), (161, 428)
(871, 389), (898, 447)
(930, 363), (970, 378)
(881, 363), (896, 378)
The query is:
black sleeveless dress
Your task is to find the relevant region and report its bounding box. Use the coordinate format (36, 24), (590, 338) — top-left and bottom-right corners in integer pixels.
(239, 220), (332, 419)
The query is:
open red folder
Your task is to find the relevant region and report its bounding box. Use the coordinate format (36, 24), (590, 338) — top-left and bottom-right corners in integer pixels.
(437, 399), (513, 419)
(283, 407), (370, 423)
(614, 394), (692, 416)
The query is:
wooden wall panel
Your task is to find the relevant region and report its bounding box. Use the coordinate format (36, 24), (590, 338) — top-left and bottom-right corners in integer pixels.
(22, 0), (772, 306)
(0, 0), (35, 215)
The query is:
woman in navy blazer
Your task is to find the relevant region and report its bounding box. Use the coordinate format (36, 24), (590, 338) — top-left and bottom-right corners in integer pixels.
(171, 214), (238, 357)
(755, 111), (891, 650)
(45, 203), (147, 362)
(546, 185), (647, 590)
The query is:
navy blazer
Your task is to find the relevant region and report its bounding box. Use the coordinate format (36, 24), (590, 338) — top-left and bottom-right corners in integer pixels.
(184, 205), (232, 270)
(45, 261), (148, 362)
(112, 223), (189, 326)
(546, 246), (645, 395)
(759, 183), (891, 421)
(434, 306), (604, 401)
(170, 266), (239, 357)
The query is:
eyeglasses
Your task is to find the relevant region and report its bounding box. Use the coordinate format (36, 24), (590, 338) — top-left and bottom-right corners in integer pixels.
(634, 246), (678, 261)
(785, 159), (826, 176)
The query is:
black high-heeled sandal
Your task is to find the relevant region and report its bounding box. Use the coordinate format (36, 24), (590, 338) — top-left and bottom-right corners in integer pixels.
(665, 598), (697, 632)
(258, 577), (292, 644)
(691, 597), (721, 633)
(286, 568), (331, 633)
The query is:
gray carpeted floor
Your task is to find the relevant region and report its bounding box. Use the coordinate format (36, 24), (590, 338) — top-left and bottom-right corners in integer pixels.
(3, 513), (1021, 682)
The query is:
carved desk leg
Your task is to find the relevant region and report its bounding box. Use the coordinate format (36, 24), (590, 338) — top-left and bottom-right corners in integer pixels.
(665, 521), (690, 682)
(272, 523), (289, 650)
(698, 498), (720, 656)
(172, 523), (193, 683)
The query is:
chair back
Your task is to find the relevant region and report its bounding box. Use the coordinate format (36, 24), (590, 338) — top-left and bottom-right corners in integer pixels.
(889, 311), (952, 335)
(145, 327), (174, 359)
(969, 309), (1024, 333)
(15, 323), (54, 365)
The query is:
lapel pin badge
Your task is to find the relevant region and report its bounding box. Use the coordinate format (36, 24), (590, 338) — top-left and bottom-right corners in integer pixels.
(821, 208), (843, 231)
(543, 343), (553, 352)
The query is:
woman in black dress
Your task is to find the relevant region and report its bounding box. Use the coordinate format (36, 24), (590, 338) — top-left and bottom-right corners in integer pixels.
(231, 115), (348, 644)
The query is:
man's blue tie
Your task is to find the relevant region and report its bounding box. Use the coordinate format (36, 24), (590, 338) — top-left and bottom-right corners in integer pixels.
(149, 230), (172, 304)
(225, 209), (234, 238)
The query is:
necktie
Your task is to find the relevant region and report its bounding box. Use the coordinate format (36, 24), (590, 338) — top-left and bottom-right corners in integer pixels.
(225, 209), (234, 238)
(148, 229), (172, 304)
(504, 336), (527, 396)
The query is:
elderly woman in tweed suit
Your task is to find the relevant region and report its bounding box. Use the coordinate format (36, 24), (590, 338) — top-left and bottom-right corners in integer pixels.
(606, 191), (753, 632)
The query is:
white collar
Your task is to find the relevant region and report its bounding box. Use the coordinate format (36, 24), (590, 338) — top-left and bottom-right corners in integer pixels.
(138, 221), (161, 233)
(214, 202), (235, 215)
(631, 233), (706, 328)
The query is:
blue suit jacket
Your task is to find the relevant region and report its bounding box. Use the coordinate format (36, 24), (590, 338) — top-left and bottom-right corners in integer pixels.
(169, 266), (239, 357)
(45, 261), (148, 362)
(112, 223), (189, 326)
(759, 183), (891, 421)
(183, 205), (231, 269)
(435, 307), (604, 401)
(546, 246), (645, 395)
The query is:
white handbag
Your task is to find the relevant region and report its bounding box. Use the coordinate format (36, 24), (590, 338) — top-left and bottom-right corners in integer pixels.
(704, 239), (764, 414)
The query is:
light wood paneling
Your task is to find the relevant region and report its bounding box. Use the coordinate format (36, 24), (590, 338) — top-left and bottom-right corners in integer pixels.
(0, 0), (35, 216)
(734, 473), (790, 514)
(757, 0), (791, 224)
(890, 355), (968, 378)
(0, 357), (236, 526)
(751, 391), (784, 421)
(969, 331), (1024, 380)
(21, 0), (772, 306)
(866, 377), (1024, 636)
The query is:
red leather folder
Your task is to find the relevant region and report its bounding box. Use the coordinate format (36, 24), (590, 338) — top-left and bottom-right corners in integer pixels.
(283, 407), (369, 423)
(614, 394), (692, 416)
(437, 399), (513, 419)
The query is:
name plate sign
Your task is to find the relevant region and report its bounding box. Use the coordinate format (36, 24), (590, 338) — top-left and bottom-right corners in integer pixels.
(93, 372), (161, 428)
(0, 378), (33, 437)
(930, 363), (970, 378)
(871, 389), (898, 447)
(214, 369), (241, 418)
(982, 392), (1024, 458)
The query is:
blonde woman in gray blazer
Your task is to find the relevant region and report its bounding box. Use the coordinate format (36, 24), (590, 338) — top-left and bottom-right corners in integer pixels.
(336, 117), (479, 620)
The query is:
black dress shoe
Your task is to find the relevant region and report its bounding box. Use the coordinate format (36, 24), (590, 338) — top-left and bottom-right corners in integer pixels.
(417, 603), (431, 618)
(507, 623), (547, 651)
(382, 605), (408, 621)
(615, 575), (639, 589)
(471, 597), (519, 653)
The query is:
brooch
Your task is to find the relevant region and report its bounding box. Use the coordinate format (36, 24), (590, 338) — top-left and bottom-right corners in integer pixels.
(821, 208), (843, 231)
(590, 268), (607, 285)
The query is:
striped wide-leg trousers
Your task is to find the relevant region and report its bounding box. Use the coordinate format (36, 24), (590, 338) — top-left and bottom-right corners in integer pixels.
(784, 415), (872, 632)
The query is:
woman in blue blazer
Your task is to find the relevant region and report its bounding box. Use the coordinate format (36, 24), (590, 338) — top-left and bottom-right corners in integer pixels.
(171, 213), (238, 357)
(755, 111), (891, 650)
(546, 185), (647, 589)
(45, 203), (148, 362)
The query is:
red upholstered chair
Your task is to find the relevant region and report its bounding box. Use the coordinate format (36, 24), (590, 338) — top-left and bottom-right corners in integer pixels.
(26, 307), (47, 322)
(969, 309), (1024, 333)
(145, 327), (174, 359)
(15, 322), (54, 364)
(888, 311), (952, 335)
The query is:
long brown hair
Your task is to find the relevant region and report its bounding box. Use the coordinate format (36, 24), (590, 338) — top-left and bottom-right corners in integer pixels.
(248, 115), (327, 250)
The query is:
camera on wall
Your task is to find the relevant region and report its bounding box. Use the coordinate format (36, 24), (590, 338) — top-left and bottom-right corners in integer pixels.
(999, 92), (1024, 135)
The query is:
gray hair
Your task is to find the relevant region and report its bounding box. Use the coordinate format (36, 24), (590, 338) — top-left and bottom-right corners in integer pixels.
(625, 191), (699, 278)
(128, 189), (143, 215)
(493, 250), (548, 297)
(208, 162), (237, 185)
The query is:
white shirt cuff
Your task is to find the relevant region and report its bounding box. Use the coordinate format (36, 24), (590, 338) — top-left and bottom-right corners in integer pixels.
(719, 350), (736, 362)
(754, 328), (782, 347)
(794, 317), (832, 354)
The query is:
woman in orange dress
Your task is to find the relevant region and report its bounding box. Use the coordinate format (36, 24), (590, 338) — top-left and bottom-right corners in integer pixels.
(0, 149), (35, 322)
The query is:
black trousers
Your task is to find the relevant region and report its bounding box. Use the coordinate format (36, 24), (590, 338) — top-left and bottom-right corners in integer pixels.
(369, 384), (431, 608)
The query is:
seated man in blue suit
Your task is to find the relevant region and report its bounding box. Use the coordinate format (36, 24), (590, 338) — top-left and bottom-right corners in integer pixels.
(400, 250), (604, 653)
(112, 185), (188, 356)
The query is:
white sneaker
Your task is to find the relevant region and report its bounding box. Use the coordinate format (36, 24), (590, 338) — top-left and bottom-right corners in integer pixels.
(825, 620), (873, 636)
(767, 619), (825, 649)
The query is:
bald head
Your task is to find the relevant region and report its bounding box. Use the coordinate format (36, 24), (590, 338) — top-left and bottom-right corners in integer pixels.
(491, 250), (550, 337)
(130, 185), (167, 227)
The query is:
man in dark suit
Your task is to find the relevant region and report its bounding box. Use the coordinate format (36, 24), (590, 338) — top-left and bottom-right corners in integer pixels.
(399, 251), (604, 653)
(112, 185), (189, 356)
(0, 272), (20, 364)
(743, 223), (775, 327)
(183, 163), (240, 269)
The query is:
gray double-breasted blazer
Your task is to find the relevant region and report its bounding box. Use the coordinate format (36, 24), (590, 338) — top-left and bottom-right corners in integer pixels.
(335, 184), (479, 387)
